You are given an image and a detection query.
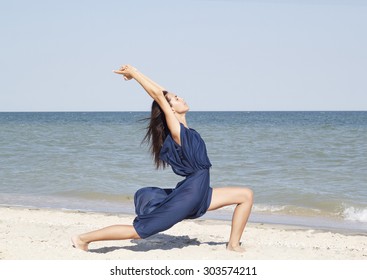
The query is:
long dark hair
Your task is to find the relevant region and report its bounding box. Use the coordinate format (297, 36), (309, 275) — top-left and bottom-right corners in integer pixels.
(142, 91), (170, 169)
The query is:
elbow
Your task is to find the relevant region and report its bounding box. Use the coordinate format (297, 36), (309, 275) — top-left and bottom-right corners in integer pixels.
(152, 89), (166, 99)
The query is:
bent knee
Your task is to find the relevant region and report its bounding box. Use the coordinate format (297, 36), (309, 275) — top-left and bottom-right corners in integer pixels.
(242, 188), (254, 204)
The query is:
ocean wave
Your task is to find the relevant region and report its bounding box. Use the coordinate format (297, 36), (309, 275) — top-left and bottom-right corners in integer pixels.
(342, 207), (367, 222)
(252, 203), (367, 224)
(252, 204), (286, 213)
(252, 204), (324, 216)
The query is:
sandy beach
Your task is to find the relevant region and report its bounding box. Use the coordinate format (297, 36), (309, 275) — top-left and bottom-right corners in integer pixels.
(0, 206), (366, 260)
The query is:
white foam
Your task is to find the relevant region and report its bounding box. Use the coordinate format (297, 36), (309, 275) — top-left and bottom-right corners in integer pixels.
(253, 204), (286, 213)
(342, 207), (367, 222)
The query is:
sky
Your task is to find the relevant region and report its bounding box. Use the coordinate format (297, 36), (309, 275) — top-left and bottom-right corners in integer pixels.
(0, 0), (366, 111)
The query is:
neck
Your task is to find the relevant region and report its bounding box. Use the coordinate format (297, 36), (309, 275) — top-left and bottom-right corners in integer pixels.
(175, 113), (188, 127)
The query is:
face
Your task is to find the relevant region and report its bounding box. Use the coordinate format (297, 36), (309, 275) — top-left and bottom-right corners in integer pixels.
(165, 93), (189, 114)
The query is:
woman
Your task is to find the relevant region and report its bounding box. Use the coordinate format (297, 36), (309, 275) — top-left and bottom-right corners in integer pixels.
(72, 65), (253, 252)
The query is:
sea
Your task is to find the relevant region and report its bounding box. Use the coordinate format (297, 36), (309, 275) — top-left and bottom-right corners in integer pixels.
(0, 111), (366, 233)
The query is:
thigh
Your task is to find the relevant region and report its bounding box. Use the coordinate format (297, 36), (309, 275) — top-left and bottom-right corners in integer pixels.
(208, 187), (252, 211)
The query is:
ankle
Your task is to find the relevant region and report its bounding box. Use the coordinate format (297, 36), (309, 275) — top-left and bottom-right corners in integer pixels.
(226, 242), (245, 253)
(227, 241), (242, 248)
(78, 235), (89, 244)
(72, 235), (89, 251)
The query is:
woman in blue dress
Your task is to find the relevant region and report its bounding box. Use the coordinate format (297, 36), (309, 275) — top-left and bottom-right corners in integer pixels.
(72, 65), (253, 252)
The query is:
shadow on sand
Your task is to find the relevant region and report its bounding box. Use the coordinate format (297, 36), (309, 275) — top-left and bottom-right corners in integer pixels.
(88, 234), (226, 254)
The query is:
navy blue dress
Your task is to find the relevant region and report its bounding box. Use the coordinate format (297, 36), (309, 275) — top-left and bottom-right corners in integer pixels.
(133, 123), (213, 238)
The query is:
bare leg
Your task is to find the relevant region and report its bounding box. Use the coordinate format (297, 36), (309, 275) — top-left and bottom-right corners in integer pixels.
(72, 225), (140, 251)
(208, 187), (253, 252)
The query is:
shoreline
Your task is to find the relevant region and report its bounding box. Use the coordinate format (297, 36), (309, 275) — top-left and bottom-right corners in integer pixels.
(1, 202), (366, 235)
(1, 206), (366, 260)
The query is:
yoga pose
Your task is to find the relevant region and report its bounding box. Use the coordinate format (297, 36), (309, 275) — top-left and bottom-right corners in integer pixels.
(72, 65), (253, 252)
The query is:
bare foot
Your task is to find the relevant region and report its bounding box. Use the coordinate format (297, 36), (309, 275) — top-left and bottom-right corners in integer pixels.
(226, 243), (246, 253)
(71, 235), (89, 251)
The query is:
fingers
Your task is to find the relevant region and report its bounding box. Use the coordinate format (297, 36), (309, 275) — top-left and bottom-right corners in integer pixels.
(113, 65), (135, 81)
(113, 65), (130, 73)
(119, 64), (130, 71)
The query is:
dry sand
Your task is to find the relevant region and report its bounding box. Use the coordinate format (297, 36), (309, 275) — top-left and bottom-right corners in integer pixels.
(1, 206), (366, 260)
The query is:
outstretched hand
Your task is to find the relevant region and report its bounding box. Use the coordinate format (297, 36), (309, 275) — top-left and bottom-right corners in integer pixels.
(113, 65), (136, 80)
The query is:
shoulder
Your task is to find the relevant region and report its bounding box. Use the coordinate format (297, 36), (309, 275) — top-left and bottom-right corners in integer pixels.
(179, 124), (204, 146)
(162, 123), (191, 147)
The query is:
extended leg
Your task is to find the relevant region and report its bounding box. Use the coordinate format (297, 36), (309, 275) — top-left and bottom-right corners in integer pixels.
(208, 187), (253, 252)
(72, 225), (140, 251)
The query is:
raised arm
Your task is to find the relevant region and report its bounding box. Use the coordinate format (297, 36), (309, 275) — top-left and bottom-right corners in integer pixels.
(113, 65), (181, 143)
